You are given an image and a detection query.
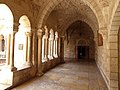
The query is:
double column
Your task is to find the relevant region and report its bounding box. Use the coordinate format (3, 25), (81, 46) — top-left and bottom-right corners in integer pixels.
(42, 26), (49, 62)
(9, 31), (17, 71)
(5, 30), (17, 71)
(5, 23), (20, 71)
(6, 23), (20, 71)
(37, 29), (43, 76)
(48, 29), (54, 60)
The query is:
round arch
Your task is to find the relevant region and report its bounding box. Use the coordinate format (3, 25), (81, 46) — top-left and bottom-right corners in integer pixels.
(14, 15), (31, 68)
(19, 15), (31, 32)
(0, 4), (13, 34)
(37, 0), (105, 29)
(0, 4), (14, 64)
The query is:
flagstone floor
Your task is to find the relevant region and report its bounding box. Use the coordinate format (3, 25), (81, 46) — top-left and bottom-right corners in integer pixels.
(12, 59), (108, 90)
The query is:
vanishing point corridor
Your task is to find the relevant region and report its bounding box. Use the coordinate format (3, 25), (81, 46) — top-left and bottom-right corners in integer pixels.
(12, 59), (108, 90)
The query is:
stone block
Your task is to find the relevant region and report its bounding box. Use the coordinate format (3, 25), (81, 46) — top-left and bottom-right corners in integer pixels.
(111, 80), (118, 88)
(110, 73), (118, 80)
(110, 50), (118, 58)
(109, 36), (118, 43)
(110, 64), (118, 73)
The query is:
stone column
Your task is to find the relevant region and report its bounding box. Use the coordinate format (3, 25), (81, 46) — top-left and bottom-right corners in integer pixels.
(48, 29), (54, 60)
(6, 34), (11, 66)
(42, 36), (45, 61)
(48, 38), (51, 59)
(51, 37), (54, 59)
(54, 32), (58, 58)
(42, 26), (49, 62)
(44, 36), (48, 61)
(60, 36), (65, 63)
(0, 35), (3, 52)
(10, 31), (17, 71)
(26, 32), (32, 66)
(37, 29), (43, 76)
(24, 32), (28, 63)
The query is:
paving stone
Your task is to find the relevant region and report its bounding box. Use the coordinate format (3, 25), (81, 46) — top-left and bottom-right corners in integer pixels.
(12, 60), (108, 90)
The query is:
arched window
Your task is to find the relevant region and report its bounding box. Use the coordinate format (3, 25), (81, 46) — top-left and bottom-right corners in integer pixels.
(0, 4), (13, 63)
(15, 15), (32, 67)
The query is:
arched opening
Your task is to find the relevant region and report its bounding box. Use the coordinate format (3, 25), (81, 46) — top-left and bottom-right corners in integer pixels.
(14, 15), (31, 68)
(64, 21), (95, 61)
(0, 4), (13, 66)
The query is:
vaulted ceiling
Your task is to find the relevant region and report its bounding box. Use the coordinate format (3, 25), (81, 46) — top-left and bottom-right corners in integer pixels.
(44, 0), (99, 36)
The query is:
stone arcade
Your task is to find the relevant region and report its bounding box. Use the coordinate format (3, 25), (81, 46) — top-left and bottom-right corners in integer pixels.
(0, 0), (120, 90)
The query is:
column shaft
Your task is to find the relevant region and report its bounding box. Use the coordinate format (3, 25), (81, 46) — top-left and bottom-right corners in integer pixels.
(44, 38), (48, 61)
(6, 34), (11, 66)
(37, 29), (43, 76)
(42, 37), (45, 60)
(25, 34), (28, 62)
(10, 31), (17, 71)
(27, 32), (32, 66)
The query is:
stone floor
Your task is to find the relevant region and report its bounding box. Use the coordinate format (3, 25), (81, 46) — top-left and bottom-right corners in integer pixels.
(12, 59), (108, 90)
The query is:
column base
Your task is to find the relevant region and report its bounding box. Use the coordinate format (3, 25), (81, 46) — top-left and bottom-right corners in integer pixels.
(26, 61), (33, 66)
(2, 65), (17, 72)
(42, 57), (49, 62)
(54, 55), (58, 58)
(11, 66), (17, 71)
(48, 56), (54, 60)
(37, 71), (44, 77)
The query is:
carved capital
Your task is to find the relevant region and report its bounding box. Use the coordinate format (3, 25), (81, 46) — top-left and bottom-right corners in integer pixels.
(25, 32), (32, 37)
(37, 29), (43, 38)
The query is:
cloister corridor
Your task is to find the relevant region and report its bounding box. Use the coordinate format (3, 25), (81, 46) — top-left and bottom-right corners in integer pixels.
(11, 59), (108, 90)
(1, 0), (120, 90)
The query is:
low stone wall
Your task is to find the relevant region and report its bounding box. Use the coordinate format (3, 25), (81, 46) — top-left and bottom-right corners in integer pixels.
(12, 66), (36, 87)
(42, 57), (61, 72)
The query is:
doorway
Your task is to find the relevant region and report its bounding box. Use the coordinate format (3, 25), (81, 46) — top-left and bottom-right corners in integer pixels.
(78, 46), (89, 59)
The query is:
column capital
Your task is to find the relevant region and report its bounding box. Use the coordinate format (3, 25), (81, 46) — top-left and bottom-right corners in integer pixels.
(13, 22), (20, 32)
(25, 32), (32, 37)
(0, 35), (4, 40)
(13, 22), (20, 26)
(37, 29), (43, 38)
(10, 31), (17, 35)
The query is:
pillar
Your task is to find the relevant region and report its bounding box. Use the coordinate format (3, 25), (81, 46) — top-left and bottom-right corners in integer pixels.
(42, 26), (49, 62)
(60, 36), (65, 63)
(0, 35), (3, 52)
(44, 36), (48, 61)
(42, 36), (45, 61)
(37, 29), (43, 76)
(48, 29), (54, 60)
(54, 32), (58, 58)
(25, 32), (32, 66)
(6, 34), (11, 66)
(10, 31), (17, 71)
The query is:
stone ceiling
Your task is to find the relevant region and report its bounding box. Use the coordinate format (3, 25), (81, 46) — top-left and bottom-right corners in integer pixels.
(43, 0), (99, 36)
(32, 0), (109, 35)
(53, 0), (98, 30)
(66, 21), (94, 40)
